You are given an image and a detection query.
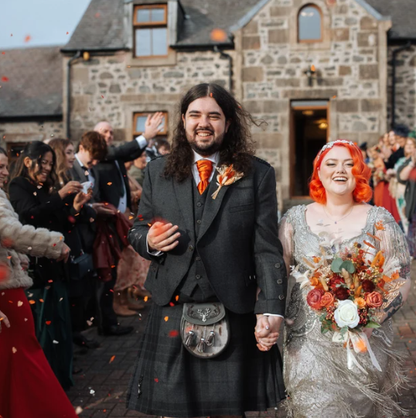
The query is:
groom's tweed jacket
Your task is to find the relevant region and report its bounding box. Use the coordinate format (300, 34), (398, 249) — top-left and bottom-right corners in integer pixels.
(128, 155), (287, 315)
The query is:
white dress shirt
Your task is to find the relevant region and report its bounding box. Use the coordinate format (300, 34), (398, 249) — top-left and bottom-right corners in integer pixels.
(115, 135), (148, 213)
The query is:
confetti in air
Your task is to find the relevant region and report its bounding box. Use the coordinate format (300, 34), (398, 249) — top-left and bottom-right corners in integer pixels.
(164, 316), (169, 322)
(168, 330), (179, 338)
(24, 35), (32, 43)
(109, 355), (116, 364)
(210, 28), (227, 42)
(1, 76), (9, 82)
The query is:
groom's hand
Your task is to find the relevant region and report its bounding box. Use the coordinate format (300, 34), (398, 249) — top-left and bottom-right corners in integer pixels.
(148, 221), (181, 252)
(255, 314), (283, 351)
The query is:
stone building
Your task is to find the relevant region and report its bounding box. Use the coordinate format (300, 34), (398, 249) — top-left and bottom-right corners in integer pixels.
(1, 0), (415, 208)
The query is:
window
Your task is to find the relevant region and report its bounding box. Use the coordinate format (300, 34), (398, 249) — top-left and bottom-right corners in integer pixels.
(133, 112), (168, 138)
(298, 4), (322, 43)
(133, 5), (168, 57)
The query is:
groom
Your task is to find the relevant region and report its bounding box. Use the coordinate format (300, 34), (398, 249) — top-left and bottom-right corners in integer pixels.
(127, 83), (287, 417)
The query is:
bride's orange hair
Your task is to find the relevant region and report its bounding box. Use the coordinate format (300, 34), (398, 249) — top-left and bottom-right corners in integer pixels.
(309, 142), (372, 204)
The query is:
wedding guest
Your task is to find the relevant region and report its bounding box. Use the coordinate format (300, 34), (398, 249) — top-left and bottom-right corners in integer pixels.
(384, 125), (409, 169)
(92, 117), (163, 335)
(156, 138), (171, 156)
(390, 137), (416, 233)
(8, 141), (85, 389)
(280, 140), (411, 417)
(128, 151), (147, 186)
(398, 143), (416, 257)
(0, 147), (78, 418)
(49, 138), (100, 349)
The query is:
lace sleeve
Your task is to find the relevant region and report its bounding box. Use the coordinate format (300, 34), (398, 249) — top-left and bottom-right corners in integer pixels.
(374, 207), (411, 320)
(279, 210), (295, 275)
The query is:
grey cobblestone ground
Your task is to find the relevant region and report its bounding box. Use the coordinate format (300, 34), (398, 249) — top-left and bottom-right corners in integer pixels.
(69, 263), (416, 417)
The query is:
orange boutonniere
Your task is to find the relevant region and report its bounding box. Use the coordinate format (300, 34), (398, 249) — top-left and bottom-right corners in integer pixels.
(211, 164), (244, 200)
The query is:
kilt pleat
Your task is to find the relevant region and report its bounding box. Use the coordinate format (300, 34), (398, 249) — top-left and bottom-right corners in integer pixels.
(127, 303), (285, 417)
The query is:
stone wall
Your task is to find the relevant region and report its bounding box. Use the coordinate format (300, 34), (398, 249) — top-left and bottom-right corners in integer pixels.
(65, 50), (231, 143)
(0, 120), (65, 148)
(239, 0), (390, 201)
(387, 44), (416, 131)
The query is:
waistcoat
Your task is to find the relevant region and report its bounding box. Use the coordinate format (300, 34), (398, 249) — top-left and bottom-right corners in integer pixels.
(176, 182), (216, 302)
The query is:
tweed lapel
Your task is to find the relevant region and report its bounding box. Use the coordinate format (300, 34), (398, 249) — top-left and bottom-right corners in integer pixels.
(197, 176), (230, 242)
(173, 176), (196, 243)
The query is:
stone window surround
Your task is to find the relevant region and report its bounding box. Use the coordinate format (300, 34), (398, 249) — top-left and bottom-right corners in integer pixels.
(133, 4), (168, 58)
(290, 0), (331, 51)
(125, 0), (178, 67)
(125, 102), (177, 142)
(133, 111), (169, 137)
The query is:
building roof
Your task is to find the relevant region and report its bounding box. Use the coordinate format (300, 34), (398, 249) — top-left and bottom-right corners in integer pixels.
(176, 0), (265, 47)
(62, 0), (266, 52)
(62, 0), (126, 52)
(0, 46), (63, 118)
(62, 0), (416, 52)
(364, 0), (416, 40)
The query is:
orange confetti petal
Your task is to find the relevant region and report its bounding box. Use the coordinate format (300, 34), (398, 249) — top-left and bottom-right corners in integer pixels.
(109, 355), (116, 364)
(24, 35), (31, 43)
(107, 182), (112, 186)
(144, 296), (149, 302)
(164, 316), (169, 322)
(175, 295), (179, 301)
(29, 300), (36, 305)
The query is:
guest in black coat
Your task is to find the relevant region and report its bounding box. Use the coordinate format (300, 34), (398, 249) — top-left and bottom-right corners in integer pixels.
(83, 117), (164, 336)
(8, 141), (89, 389)
(49, 137), (100, 349)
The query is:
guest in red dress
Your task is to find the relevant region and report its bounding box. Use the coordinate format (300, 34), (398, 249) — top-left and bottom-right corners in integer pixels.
(0, 147), (77, 418)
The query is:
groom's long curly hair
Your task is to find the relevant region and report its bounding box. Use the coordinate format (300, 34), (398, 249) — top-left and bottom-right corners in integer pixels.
(164, 83), (257, 182)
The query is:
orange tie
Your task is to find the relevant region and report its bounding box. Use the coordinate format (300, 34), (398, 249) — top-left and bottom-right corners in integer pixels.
(196, 160), (213, 194)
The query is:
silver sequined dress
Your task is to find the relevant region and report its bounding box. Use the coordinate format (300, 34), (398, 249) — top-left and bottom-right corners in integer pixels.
(279, 205), (410, 418)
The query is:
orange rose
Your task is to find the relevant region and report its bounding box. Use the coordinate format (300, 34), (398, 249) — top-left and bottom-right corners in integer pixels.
(310, 276), (320, 287)
(365, 291), (383, 308)
(320, 292), (335, 308)
(306, 288), (324, 310)
(354, 297), (366, 309)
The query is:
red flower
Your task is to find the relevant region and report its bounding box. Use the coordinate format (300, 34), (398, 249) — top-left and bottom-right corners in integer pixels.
(334, 287), (350, 300)
(306, 288), (324, 310)
(362, 279), (375, 292)
(328, 276), (344, 291)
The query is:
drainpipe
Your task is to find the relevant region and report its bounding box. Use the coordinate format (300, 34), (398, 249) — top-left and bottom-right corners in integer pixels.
(391, 41), (411, 129)
(66, 50), (82, 139)
(213, 46), (233, 92)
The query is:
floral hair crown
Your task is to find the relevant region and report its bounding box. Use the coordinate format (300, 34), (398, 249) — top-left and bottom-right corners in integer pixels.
(317, 139), (357, 160)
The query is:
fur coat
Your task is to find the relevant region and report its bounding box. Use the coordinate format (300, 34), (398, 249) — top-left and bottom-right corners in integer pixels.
(0, 189), (64, 290)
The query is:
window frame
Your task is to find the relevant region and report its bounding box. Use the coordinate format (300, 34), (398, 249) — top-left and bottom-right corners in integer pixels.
(133, 4), (169, 58)
(297, 4), (323, 44)
(133, 111), (169, 137)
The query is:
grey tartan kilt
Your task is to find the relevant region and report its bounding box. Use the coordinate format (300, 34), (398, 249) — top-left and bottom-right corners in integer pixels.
(126, 302), (285, 417)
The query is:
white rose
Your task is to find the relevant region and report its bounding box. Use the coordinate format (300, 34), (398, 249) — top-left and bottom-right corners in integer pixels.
(334, 300), (360, 329)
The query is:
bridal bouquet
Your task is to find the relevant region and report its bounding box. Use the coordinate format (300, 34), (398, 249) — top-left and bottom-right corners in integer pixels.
(292, 222), (401, 372)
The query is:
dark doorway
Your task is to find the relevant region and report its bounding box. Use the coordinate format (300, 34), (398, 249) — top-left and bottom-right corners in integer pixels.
(290, 101), (329, 197)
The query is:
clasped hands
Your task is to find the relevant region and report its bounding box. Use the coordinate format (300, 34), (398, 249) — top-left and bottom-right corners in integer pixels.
(255, 314), (283, 352)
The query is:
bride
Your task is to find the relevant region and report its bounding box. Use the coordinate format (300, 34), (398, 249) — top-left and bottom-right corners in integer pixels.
(279, 140), (411, 418)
